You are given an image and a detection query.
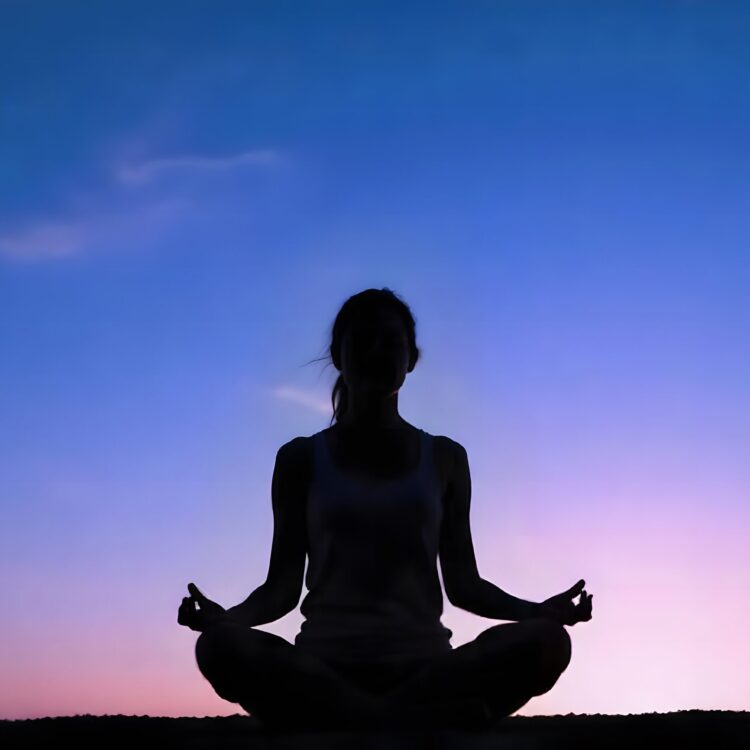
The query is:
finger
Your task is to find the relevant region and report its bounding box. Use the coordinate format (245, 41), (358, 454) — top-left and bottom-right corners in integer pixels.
(187, 582), (205, 603)
(580, 595), (592, 618)
(567, 579), (585, 596)
(178, 597), (191, 625)
(185, 599), (200, 629)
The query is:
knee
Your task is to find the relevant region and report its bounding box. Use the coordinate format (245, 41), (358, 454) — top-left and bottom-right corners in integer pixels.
(526, 619), (572, 695)
(195, 621), (244, 673)
(194, 629), (216, 675)
(527, 618), (571, 671)
(549, 621), (572, 673)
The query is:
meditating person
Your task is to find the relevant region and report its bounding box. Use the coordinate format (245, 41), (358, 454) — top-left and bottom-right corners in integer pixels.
(177, 286), (594, 732)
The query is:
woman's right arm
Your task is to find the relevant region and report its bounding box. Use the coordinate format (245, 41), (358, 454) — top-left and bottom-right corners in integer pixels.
(225, 437), (309, 627)
(224, 583), (293, 627)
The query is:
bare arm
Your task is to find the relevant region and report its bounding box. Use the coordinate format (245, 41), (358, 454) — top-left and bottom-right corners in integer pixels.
(460, 579), (540, 622)
(224, 583), (293, 627)
(439, 438), (541, 622)
(225, 438), (308, 627)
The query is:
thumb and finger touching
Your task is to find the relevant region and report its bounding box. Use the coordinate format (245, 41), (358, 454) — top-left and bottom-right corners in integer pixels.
(550, 580), (593, 624)
(187, 582), (205, 603)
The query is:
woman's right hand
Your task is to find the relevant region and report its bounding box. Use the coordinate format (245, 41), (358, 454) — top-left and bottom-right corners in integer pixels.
(177, 582), (232, 632)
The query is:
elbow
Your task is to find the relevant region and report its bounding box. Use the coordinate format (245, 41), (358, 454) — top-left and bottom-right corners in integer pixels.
(447, 592), (476, 613)
(261, 575), (302, 614)
(445, 586), (470, 611)
(278, 598), (299, 617)
(445, 578), (483, 611)
(272, 587), (301, 616)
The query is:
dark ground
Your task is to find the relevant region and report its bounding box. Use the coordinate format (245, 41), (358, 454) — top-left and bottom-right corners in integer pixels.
(1, 711), (747, 749)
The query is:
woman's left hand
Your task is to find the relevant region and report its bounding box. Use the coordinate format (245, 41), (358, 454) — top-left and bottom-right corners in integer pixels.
(177, 582), (231, 633)
(537, 579), (593, 626)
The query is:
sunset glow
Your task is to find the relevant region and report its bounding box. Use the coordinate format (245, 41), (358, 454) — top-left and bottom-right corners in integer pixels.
(2, 2), (749, 720)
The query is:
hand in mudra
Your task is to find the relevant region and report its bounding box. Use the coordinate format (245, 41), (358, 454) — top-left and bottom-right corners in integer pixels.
(177, 582), (231, 632)
(537, 579), (593, 626)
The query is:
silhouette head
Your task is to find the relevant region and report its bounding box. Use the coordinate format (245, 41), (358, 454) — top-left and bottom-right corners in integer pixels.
(324, 288), (420, 427)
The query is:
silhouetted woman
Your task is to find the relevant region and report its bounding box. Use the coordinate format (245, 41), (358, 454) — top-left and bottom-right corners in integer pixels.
(178, 287), (593, 732)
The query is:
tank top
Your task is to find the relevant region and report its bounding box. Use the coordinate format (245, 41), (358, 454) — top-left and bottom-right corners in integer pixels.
(294, 427), (454, 661)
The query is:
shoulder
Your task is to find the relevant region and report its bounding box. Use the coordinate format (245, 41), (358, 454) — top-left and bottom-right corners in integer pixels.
(430, 433), (468, 488)
(274, 434), (315, 484)
(432, 433), (467, 461)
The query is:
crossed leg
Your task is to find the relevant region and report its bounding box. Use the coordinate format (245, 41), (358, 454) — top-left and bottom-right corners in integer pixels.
(375, 617), (573, 728)
(194, 617), (572, 732)
(194, 622), (383, 731)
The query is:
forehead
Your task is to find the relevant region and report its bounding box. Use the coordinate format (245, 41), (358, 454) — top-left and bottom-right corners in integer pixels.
(345, 308), (406, 335)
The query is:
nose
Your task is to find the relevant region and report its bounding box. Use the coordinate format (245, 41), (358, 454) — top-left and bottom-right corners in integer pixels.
(360, 339), (389, 364)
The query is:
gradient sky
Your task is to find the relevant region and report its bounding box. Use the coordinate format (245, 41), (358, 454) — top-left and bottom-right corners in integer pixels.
(2, 1), (749, 721)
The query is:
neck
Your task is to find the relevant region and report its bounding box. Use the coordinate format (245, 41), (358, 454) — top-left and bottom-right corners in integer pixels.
(337, 392), (404, 430)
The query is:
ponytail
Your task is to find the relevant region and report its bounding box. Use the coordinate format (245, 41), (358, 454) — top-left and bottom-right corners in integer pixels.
(330, 373), (349, 426)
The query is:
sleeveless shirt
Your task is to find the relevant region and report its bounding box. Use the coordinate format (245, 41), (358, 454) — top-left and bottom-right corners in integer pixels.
(294, 427), (454, 661)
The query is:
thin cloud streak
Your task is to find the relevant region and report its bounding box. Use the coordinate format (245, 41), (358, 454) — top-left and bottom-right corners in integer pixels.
(0, 222), (84, 261)
(115, 148), (283, 186)
(271, 385), (332, 415)
(0, 198), (187, 263)
(0, 143), (282, 262)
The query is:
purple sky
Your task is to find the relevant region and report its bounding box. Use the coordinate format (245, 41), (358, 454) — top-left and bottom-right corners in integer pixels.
(2, 1), (749, 719)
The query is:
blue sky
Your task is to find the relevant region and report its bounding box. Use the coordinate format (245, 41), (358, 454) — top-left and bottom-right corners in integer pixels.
(2, 1), (749, 718)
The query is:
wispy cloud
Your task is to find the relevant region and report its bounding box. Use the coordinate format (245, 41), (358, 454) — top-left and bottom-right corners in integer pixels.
(271, 385), (331, 415)
(0, 144), (284, 262)
(0, 222), (85, 261)
(115, 148), (282, 186)
(0, 198), (186, 262)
